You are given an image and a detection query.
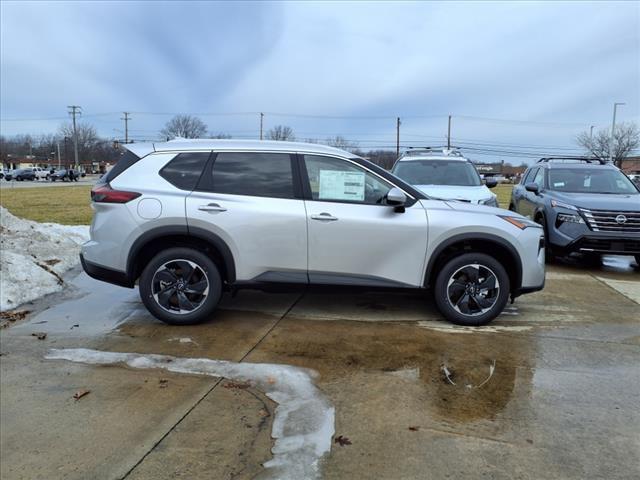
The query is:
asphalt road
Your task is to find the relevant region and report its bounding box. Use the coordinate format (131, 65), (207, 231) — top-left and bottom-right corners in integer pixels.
(1, 256), (638, 479)
(0, 176), (98, 188)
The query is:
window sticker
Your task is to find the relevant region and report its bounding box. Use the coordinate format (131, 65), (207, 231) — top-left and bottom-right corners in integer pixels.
(553, 182), (565, 188)
(319, 170), (365, 201)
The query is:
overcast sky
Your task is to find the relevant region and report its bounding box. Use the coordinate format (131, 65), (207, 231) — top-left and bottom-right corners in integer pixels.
(1, 0), (639, 162)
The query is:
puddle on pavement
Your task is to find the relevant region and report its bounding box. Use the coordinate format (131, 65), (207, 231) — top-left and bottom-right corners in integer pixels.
(246, 318), (536, 424)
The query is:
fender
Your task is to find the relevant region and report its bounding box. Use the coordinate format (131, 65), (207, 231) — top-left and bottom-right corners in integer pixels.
(126, 225), (236, 283)
(423, 232), (523, 290)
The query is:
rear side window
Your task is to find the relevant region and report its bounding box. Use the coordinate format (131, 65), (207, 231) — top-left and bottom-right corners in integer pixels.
(207, 152), (295, 199)
(160, 152), (210, 190)
(103, 150), (142, 184)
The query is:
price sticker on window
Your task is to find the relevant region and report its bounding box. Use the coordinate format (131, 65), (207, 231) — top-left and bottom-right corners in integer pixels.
(319, 170), (365, 201)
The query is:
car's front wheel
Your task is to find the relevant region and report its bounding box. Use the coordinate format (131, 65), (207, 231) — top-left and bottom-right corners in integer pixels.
(139, 247), (222, 325)
(434, 253), (510, 326)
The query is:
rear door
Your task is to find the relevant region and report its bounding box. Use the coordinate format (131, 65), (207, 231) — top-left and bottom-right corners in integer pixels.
(185, 151), (308, 283)
(300, 154), (429, 287)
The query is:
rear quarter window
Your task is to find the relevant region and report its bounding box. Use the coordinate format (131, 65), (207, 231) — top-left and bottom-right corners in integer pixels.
(160, 152), (211, 190)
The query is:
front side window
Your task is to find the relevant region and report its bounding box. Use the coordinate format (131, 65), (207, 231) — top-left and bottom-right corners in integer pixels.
(210, 152), (294, 199)
(533, 168), (545, 189)
(160, 152), (210, 190)
(392, 160), (482, 186)
(548, 168), (639, 194)
(522, 168), (537, 185)
(304, 155), (393, 204)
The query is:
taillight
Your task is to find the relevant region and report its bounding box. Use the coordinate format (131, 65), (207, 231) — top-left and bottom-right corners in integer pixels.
(91, 184), (141, 203)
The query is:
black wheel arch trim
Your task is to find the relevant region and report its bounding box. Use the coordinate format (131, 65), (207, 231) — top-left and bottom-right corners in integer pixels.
(424, 232), (523, 291)
(126, 225), (236, 284)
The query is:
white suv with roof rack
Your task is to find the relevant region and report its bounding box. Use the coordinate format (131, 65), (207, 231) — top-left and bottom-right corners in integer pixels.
(391, 147), (499, 207)
(81, 139), (545, 326)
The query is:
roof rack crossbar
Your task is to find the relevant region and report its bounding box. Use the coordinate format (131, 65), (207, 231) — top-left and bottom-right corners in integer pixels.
(537, 156), (608, 165)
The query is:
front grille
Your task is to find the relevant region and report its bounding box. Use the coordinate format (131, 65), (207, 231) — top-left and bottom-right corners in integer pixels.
(579, 208), (640, 233)
(576, 237), (640, 254)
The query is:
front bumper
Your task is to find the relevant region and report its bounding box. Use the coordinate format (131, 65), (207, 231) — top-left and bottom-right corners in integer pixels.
(566, 236), (640, 255)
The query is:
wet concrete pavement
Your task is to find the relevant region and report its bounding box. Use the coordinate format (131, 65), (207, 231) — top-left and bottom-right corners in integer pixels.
(1, 256), (639, 479)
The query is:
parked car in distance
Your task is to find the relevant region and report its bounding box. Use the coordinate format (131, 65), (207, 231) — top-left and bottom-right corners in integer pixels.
(510, 157), (640, 265)
(5, 168), (36, 181)
(50, 169), (79, 182)
(30, 167), (49, 180)
(81, 139), (545, 327)
(391, 148), (499, 207)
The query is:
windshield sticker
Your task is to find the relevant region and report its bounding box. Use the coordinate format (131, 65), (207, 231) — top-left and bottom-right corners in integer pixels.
(319, 170), (365, 201)
(553, 182), (565, 188)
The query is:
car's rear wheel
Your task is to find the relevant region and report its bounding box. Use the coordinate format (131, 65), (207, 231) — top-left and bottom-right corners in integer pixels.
(434, 253), (510, 326)
(139, 247), (222, 325)
(634, 255), (640, 267)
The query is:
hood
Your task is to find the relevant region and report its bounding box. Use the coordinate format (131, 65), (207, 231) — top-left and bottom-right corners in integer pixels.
(443, 201), (513, 216)
(548, 191), (640, 211)
(415, 185), (494, 204)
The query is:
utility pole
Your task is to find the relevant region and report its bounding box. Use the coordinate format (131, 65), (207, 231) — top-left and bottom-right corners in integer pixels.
(67, 105), (81, 168)
(57, 142), (61, 169)
(121, 112), (131, 144)
(260, 112), (264, 140)
(447, 115), (452, 149)
(396, 117), (401, 157)
(610, 102), (625, 164)
(589, 125), (595, 139)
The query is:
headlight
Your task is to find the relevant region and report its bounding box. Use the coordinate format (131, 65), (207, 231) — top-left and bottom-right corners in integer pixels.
(481, 196), (499, 207)
(551, 199), (577, 211)
(499, 215), (541, 230)
(556, 213), (585, 225)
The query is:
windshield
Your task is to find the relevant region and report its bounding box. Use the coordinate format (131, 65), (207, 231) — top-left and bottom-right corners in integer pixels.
(393, 160), (482, 187)
(548, 168), (639, 194)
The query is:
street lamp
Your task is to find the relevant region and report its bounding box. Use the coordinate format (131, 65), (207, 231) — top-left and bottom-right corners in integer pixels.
(610, 102), (625, 163)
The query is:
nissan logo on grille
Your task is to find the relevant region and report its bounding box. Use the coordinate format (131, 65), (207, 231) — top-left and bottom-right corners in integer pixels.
(615, 214), (627, 224)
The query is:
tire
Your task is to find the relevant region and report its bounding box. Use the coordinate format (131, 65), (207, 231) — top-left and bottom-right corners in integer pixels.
(434, 252), (510, 326)
(634, 255), (640, 267)
(139, 247), (222, 325)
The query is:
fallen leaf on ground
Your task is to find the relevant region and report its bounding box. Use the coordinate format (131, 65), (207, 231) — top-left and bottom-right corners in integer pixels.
(73, 390), (90, 401)
(0, 310), (31, 322)
(43, 259), (61, 266)
(267, 376), (276, 385)
(224, 381), (251, 389)
(258, 409), (270, 417)
(334, 435), (352, 446)
(31, 332), (47, 340)
(159, 379), (169, 388)
(409, 426), (420, 431)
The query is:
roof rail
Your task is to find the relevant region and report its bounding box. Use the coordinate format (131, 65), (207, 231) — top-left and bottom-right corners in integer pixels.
(537, 156), (608, 165)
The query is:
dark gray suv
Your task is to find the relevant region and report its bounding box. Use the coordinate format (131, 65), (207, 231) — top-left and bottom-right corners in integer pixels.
(510, 157), (640, 264)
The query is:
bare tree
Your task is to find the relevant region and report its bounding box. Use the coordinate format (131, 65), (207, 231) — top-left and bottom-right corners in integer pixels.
(209, 132), (232, 139)
(576, 122), (640, 168)
(161, 115), (208, 140)
(326, 135), (359, 152)
(267, 125), (295, 141)
(59, 122), (98, 165)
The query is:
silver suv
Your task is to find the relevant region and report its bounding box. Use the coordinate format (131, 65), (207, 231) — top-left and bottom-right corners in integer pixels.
(82, 140), (545, 326)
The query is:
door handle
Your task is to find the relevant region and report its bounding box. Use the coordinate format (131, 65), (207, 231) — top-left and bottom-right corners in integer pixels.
(198, 203), (227, 212)
(311, 212), (338, 222)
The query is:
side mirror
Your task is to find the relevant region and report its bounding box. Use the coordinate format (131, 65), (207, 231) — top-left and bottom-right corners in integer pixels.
(525, 183), (540, 195)
(485, 178), (498, 188)
(386, 187), (407, 213)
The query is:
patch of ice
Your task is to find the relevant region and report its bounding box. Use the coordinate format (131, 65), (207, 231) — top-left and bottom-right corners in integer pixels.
(46, 348), (335, 480)
(0, 206), (89, 310)
(417, 320), (532, 334)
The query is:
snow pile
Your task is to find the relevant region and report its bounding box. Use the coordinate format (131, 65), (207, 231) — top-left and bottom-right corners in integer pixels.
(0, 206), (89, 311)
(47, 348), (335, 480)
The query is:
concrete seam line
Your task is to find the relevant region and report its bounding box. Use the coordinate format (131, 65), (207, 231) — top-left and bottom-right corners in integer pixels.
(117, 293), (305, 479)
(46, 347), (335, 480)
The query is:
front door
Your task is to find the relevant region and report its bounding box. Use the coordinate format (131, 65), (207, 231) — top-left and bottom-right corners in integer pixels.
(301, 154), (429, 287)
